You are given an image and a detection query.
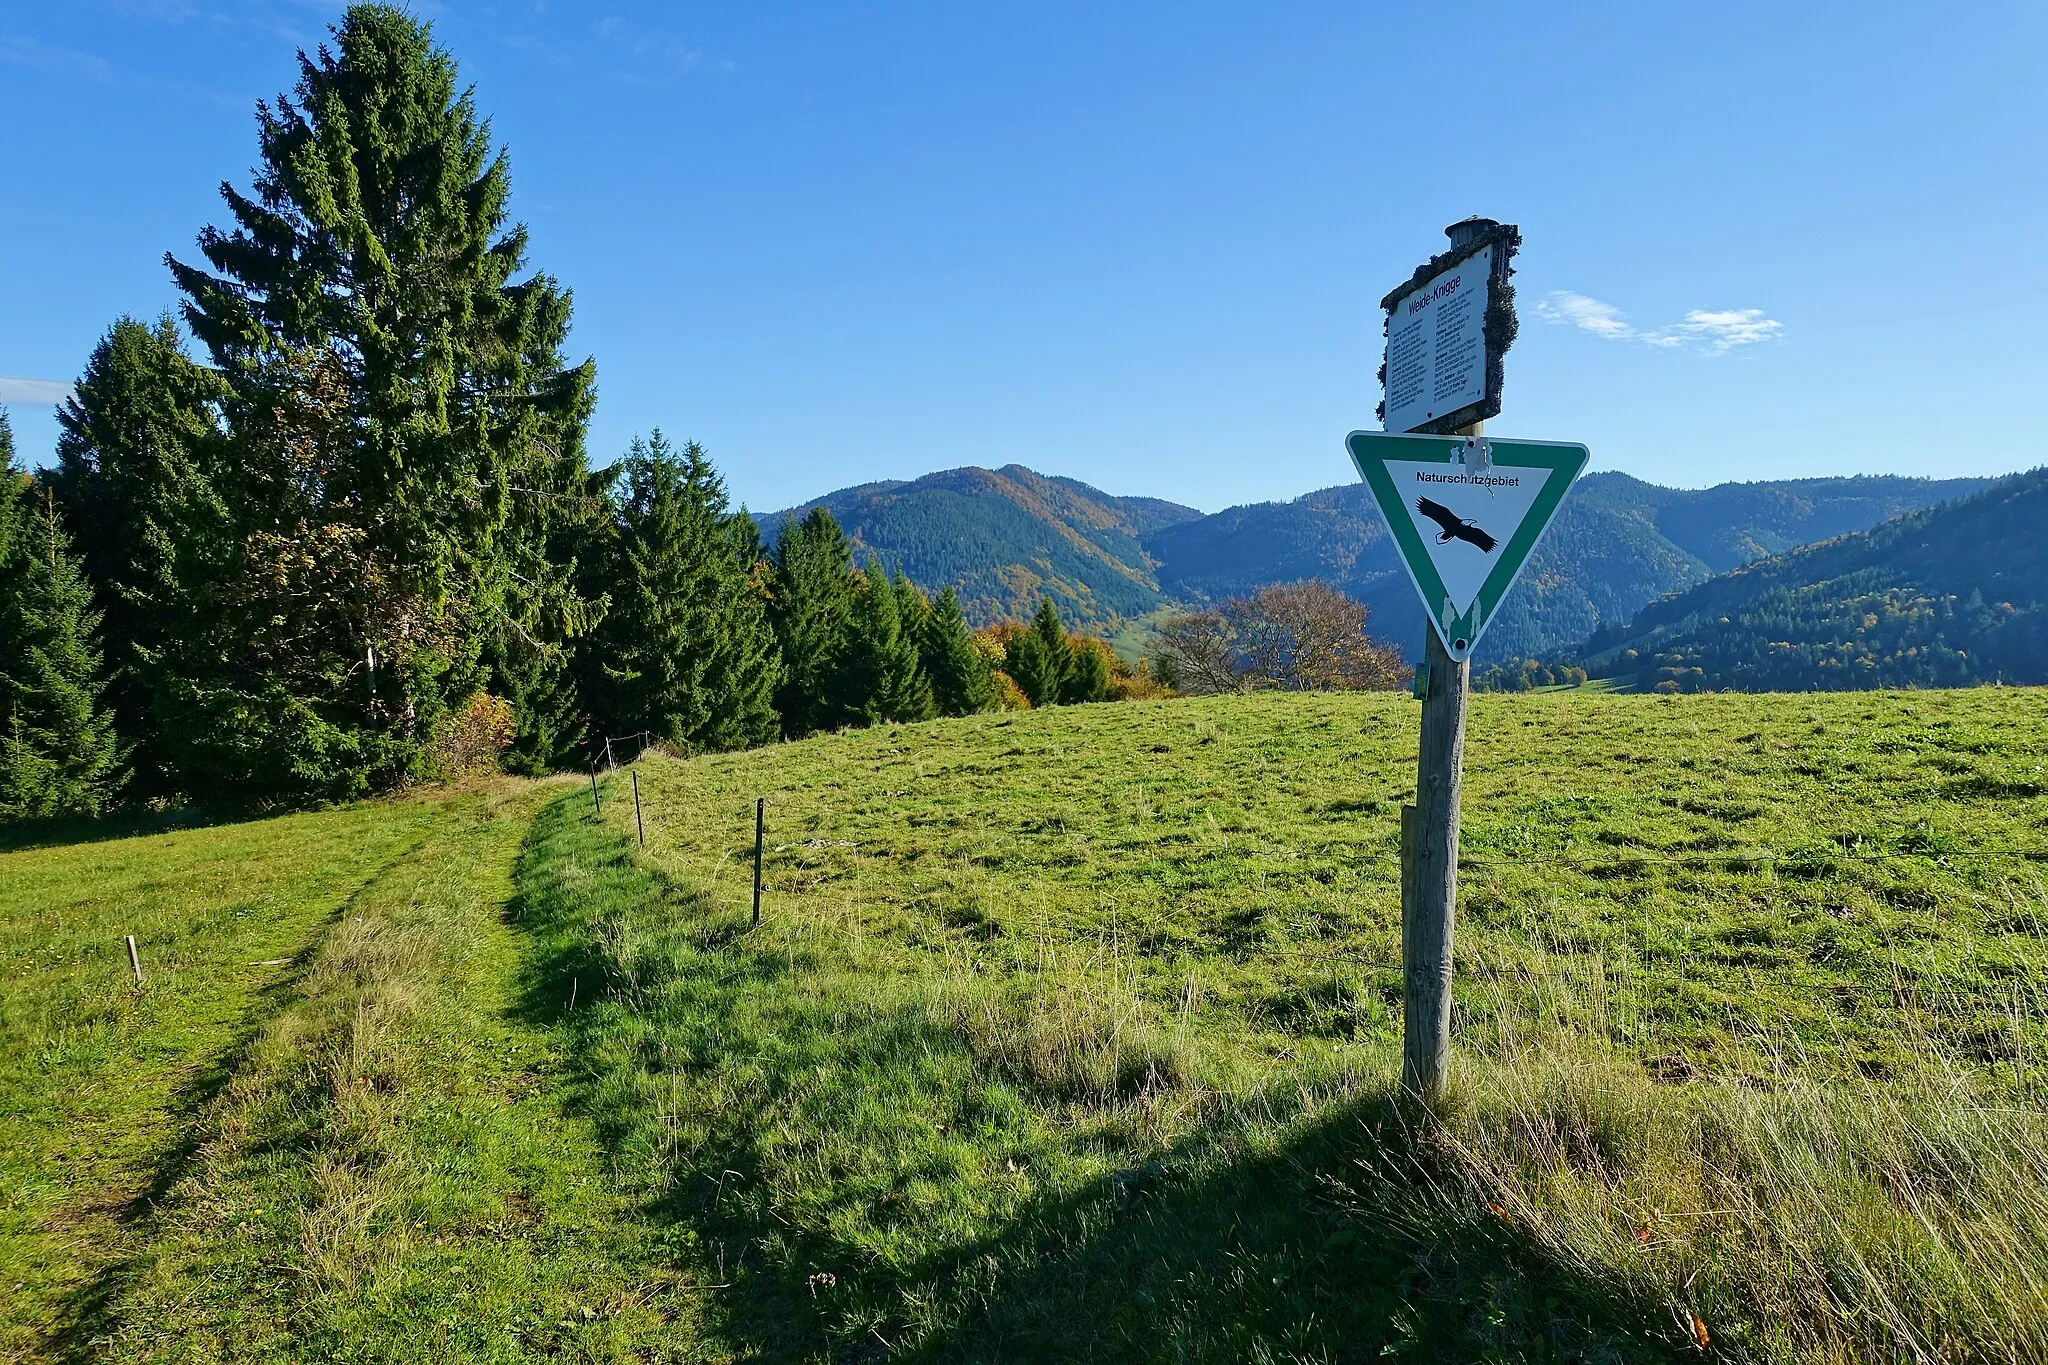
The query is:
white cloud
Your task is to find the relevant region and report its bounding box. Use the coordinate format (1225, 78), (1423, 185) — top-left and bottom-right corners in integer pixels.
(1537, 290), (1782, 355)
(1671, 308), (1784, 353)
(0, 377), (74, 407)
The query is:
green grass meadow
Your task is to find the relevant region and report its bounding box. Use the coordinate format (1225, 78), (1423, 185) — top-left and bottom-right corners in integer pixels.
(5, 689), (2048, 1361)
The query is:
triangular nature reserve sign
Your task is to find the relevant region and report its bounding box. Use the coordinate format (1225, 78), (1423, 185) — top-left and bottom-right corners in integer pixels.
(1346, 430), (1589, 663)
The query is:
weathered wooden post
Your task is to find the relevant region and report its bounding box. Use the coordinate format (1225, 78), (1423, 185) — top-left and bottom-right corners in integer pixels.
(752, 797), (766, 929)
(1350, 218), (1585, 1100)
(125, 934), (143, 984)
(590, 766), (603, 816)
(631, 768), (645, 847)
(1404, 604), (1470, 1096)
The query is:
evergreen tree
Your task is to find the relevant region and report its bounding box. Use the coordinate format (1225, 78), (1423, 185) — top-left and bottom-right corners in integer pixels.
(836, 560), (935, 725)
(1063, 635), (1111, 704)
(0, 408), (25, 569)
(0, 489), (125, 819)
(0, 410), (29, 733)
(921, 585), (995, 716)
(159, 4), (595, 803)
(492, 457), (612, 774)
(1006, 597), (1071, 707)
(50, 316), (227, 795)
(593, 433), (780, 753)
(768, 507), (856, 736)
(895, 568), (932, 649)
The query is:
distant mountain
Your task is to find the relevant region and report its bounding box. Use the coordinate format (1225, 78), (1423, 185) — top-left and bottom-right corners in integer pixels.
(767, 463), (1993, 661)
(765, 464), (1201, 630)
(1574, 469), (2047, 691)
(1145, 471), (1992, 661)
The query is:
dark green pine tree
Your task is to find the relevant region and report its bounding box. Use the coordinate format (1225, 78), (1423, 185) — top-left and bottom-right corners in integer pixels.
(1063, 635), (1111, 704)
(0, 409), (29, 733)
(0, 489), (126, 820)
(492, 455), (612, 775)
(594, 433), (780, 753)
(920, 585), (995, 716)
(768, 507), (857, 736)
(0, 407), (26, 584)
(50, 316), (227, 796)
(162, 4), (596, 802)
(836, 560), (935, 725)
(1006, 597), (1072, 708)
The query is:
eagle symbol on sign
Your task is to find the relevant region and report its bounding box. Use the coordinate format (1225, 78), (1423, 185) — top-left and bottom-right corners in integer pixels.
(1414, 497), (1498, 553)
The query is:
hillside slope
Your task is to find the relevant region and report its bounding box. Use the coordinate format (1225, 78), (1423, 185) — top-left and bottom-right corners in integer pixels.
(769, 462), (1987, 657)
(1581, 468), (2047, 691)
(1145, 471), (1990, 660)
(766, 464), (1199, 629)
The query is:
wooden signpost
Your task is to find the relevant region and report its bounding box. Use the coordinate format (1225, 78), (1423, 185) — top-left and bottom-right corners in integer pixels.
(1354, 218), (1587, 1099)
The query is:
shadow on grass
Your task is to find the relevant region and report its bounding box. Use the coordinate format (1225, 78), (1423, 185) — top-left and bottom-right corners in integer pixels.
(512, 789), (1687, 1363)
(0, 804), (234, 854)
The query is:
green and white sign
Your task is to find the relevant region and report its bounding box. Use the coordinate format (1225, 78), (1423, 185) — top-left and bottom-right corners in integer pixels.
(1346, 430), (1588, 662)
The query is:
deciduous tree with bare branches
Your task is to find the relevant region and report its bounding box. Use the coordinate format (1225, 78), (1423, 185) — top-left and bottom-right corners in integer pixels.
(1153, 581), (1407, 695)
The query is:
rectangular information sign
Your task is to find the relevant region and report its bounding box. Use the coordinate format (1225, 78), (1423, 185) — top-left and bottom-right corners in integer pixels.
(1378, 221), (1518, 436)
(1383, 246), (1489, 436)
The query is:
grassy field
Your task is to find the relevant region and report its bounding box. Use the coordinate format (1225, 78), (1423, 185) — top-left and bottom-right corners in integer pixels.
(4, 688), (2047, 1361)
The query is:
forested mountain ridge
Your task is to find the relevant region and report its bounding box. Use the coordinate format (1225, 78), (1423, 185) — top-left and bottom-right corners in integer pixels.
(771, 462), (1991, 659)
(1576, 467), (2047, 692)
(765, 464), (1200, 630)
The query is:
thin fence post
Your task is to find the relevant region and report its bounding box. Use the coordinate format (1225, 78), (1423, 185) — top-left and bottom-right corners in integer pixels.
(125, 935), (142, 983)
(631, 768), (645, 847)
(589, 766), (602, 816)
(752, 797), (765, 928)
(605, 736), (616, 772)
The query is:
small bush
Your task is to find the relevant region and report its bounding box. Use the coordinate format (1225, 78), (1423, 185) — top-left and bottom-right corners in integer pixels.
(429, 692), (516, 777)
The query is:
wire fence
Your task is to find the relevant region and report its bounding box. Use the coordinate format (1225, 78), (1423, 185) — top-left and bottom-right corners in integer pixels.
(575, 757), (2048, 1026)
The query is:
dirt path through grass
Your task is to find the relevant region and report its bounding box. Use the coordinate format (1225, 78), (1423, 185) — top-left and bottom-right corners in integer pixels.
(68, 779), (718, 1362)
(0, 795), (469, 1359)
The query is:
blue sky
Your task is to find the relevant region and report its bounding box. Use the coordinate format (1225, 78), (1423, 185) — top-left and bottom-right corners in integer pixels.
(3, 1), (2044, 514)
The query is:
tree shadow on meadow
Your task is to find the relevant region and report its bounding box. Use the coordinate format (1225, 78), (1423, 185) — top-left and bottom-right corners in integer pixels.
(510, 790), (1687, 1365)
(0, 804), (230, 854)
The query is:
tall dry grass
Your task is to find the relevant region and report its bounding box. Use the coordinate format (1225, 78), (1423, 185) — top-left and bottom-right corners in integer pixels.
(1396, 954), (2048, 1363)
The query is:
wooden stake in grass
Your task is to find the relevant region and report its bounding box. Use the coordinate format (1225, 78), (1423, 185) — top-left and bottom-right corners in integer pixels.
(125, 934), (142, 983)
(752, 797), (766, 929)
(1404, 482), (1474, 1102)
(632, 768), (645, 847)
(590, 766), (602, 816)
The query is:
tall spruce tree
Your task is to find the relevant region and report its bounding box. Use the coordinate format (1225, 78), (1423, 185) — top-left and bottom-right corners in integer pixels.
(160, 4), (595, 803)
(51, 316), (227, 795)
(921, 585), (995, 716)
(0, 410), (29, 733)
(768, 507), (856, 736)
(593, 433), (780, 753)
(835, 560), (934, 725)
(0, 408), (25, 582)
(0, 489), (125, 819)
(1006, 597), (1072, 708)
(1063, 635), (1112, 704)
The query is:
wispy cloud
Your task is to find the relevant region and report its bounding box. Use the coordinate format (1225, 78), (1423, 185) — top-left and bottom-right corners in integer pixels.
(0, 377), (75, 407)
(592, 14), (733, 81)
(0, 34), (114, 80)
(1537, 291), (1783, 355)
